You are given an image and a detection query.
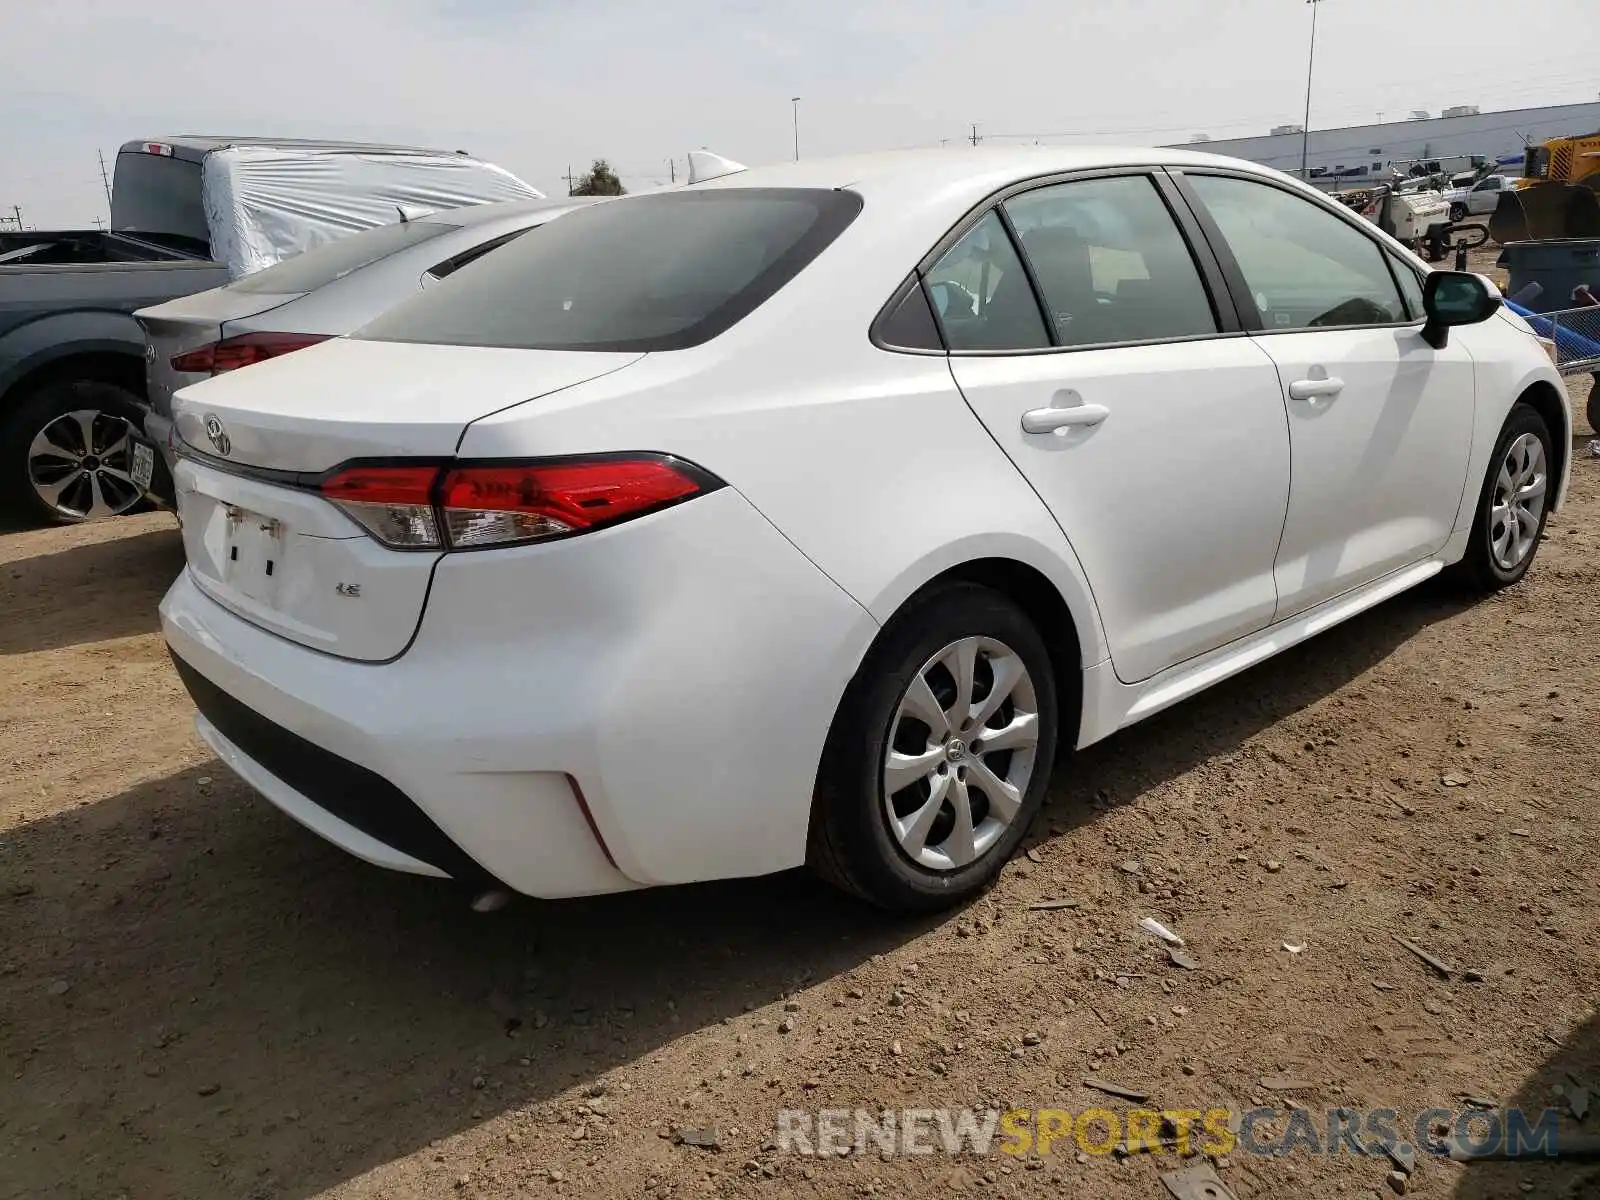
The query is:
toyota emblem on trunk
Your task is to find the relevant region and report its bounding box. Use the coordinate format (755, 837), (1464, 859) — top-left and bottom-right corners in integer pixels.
(203, 413), (231, 457)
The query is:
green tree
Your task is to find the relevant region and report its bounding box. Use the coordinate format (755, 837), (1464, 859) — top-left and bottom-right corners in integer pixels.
(572, 159), (626, 196)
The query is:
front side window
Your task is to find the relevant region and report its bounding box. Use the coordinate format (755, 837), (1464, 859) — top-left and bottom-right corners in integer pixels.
(1187, 174), (1406, 330)
(1003, 175), (1217, 347)
(922, 211), (1049, 351)
(358, 188), (862, 352)
(1389, 254), (1427, 320)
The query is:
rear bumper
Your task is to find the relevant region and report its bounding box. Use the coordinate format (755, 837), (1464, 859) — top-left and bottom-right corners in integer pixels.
(159, 486), (879, 897)
(139, 411), (177, 509)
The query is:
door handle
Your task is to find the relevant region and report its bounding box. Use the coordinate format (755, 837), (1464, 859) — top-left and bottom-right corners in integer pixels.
(1021, 402), (1110, 434)
(1288, 376), (1345, 401)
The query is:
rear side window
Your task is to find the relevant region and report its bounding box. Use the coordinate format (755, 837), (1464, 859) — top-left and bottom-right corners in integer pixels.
(357, 189), (863, 352)
(1187, 174), (1406, 330)
(923, 211), (1050, 351)
(1004, 175), (1217, 347)
(230, 219), (458, 295)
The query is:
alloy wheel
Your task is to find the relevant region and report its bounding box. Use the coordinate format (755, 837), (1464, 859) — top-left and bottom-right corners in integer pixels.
(1488, 431), (1547, 572)
(881, 635), (1040, 872)
(27, 409), (143, 520)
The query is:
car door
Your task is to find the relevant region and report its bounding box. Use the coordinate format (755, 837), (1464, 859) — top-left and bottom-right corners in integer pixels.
(934, 172), (1292, 684)
(1178, 171), (1476, 620)
(1469, 177), (1502, 215)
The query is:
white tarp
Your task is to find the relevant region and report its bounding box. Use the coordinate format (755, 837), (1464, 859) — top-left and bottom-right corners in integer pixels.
(201, 146), (541, 278)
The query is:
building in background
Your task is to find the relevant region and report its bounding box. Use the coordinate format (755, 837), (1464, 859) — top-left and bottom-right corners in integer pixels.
(1173, 101), (1600, 187)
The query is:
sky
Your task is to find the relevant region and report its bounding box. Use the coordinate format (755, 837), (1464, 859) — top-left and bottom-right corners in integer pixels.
(2, 0), (1595, 229)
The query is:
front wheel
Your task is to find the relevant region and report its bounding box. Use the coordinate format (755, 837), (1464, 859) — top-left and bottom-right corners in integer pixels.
(808, 582), (1059, 913)
(1451, 403), (1554, 591)
(1449, 203), (1468, 223)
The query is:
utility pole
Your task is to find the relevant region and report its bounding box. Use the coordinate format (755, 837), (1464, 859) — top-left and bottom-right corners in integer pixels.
(98, 149), (113, 215)
(667, 158), (676, 183)
(1300, 0), (1322, 181)
(93, 217), (105, 230)
(970, 123), (981, 146)
(791, 96), (801, 161)
(11, 205), (21, 231)
(563, 164), (577, 196)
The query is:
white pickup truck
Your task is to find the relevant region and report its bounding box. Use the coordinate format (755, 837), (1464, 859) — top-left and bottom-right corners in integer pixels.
(1440, 174), (1518, 221)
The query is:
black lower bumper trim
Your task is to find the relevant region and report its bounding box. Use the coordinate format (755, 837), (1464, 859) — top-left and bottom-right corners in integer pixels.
(169, 650), (496, 887)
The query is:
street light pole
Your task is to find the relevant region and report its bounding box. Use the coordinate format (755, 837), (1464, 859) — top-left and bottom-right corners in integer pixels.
(791, 96), (801, 161)
(1300, 0), (1322, 181)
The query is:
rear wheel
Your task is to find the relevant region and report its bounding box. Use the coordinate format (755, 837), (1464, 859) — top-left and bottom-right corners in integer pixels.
(1452, 403), (1554, 591)
(808, 582), (1059, 913)
(0, 380), (148, 525)
(1449, 202), (1468, 223)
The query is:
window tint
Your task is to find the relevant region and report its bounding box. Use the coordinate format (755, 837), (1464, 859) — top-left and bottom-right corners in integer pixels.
(875, 277), (943, 350)
(1188, 174), (1406, 330)
(426, 227), (534, 282)
(1003, 176), (1217, 347)
(358, 189), (862, 352)
(231, 220), (457, 294)
(111, 152), (209, 246)
(923, 211), (1049, 351)
(1390, 255), (1427, 320)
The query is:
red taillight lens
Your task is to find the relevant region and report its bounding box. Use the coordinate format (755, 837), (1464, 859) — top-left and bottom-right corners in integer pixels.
(318, 456), (714, 551)
(439, 458), (705, 548)
(320, 464), (442, 549)
(170, 332), (331, 375)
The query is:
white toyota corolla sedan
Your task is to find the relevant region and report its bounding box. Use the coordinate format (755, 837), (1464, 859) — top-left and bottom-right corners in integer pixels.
(160, 146), (1571, 913)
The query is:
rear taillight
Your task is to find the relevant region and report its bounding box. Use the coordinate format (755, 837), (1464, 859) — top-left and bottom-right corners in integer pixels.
(170, 332), (331, 375)
(318, 456), (718, 551)
(320, 464), (443, 549)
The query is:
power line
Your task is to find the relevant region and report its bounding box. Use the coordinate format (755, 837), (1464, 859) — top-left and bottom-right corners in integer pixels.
(97, 150), (112, 216)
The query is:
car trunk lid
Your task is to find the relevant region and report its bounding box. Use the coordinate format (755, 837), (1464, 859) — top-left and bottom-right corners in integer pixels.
(171, 338), (643, 660)
(137, 288), (306, 419)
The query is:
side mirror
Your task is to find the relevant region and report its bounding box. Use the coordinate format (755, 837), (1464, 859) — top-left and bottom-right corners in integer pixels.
(1421, 271), (1502, 349)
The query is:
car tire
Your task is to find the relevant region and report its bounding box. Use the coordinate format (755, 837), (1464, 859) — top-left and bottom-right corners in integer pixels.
(808, 582), (1059, 913)
(1449, 203), (1467, 223)
(1586, 375), (1599, 437)
(0, 380), (149, 526)
(1451, 403), (1555, 592)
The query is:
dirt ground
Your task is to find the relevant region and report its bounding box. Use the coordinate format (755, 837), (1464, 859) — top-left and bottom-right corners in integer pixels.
(3, 329), (1599, 1197)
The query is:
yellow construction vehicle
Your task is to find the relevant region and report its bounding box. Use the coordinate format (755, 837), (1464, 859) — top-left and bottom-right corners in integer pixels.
(1489, 131), (1600, 244)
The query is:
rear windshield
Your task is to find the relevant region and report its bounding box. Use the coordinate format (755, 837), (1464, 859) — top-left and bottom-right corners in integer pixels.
(355, 188), (863, 352)
(230, 219), (458, 295)
(111, 152), (209, 246)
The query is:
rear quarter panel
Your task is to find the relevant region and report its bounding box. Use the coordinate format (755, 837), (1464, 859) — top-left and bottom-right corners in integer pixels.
(0, 261), (229, 398)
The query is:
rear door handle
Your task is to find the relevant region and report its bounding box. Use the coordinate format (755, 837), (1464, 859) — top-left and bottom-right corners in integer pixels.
(1021, 402), (1110, 434)
(1288, 376), (1345, 401)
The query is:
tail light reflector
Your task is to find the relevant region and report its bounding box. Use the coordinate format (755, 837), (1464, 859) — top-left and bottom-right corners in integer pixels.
(317, 456), (716, 550)
(320, 464), (442, 549)
(171, 332), (331, 375)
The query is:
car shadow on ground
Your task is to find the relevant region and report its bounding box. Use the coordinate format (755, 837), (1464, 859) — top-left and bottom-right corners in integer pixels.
(0, 761), (934, 1199)
(0, 524), (182, 655)
(1449, 1009), (1600, 1199)
(0, 578), (1478, 1199)
(1030, 575), (1476, 840)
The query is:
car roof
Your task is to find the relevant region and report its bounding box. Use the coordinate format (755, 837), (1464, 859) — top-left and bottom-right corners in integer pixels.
(426, 196), (601, 229)
(118, 136), (473, 163)
(692, 144), (1282, 196)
